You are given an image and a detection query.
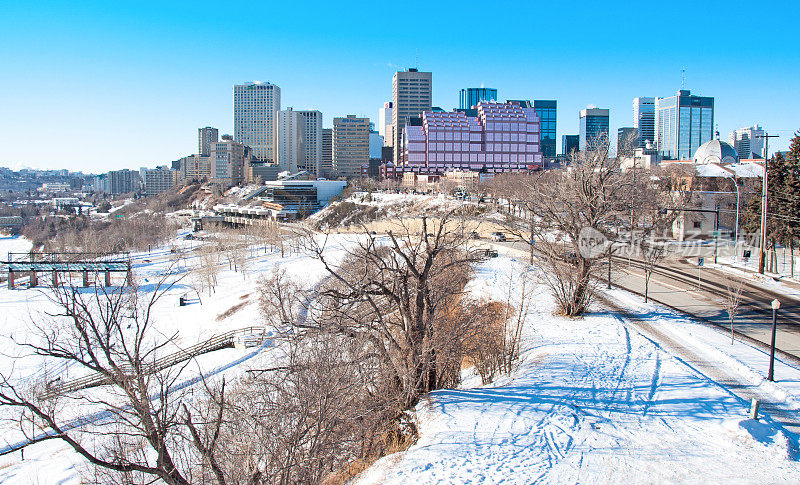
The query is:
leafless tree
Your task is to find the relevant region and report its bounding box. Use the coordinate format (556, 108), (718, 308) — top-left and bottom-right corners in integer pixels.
(723, 273), (745, 345)
(0, 277), (228, 485)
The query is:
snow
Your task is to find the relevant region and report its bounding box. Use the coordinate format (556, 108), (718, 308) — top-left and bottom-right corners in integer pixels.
(0, 235), (32, 256)
(355, 256), (800, 484)
(3, 234), (800, 483)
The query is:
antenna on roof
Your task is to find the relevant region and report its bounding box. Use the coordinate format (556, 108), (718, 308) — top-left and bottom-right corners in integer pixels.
(415, 49), (419, 69)
(681, 68), (686, 89)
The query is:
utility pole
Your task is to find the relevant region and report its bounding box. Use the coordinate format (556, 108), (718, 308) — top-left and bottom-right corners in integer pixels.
(758, 133), (780, 274)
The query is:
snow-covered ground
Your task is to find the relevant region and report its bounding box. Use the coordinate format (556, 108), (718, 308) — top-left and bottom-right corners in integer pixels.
(3, 234), (800, 483)
(356, 256), (800, 484)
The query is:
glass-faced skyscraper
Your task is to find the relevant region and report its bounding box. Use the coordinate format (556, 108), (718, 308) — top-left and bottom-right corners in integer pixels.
(655, 90), (713, 160)
(579, 108), (609, 150)
(633, 97), (655, 148)
(459, 88), (498, 109)
(234, 81), (281, 162)
(533, 100), (556, 160)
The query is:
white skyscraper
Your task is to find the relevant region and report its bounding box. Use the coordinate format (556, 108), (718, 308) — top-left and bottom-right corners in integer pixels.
(210, 135), (249, 185)
(276, 109), (301, 174)
(632, 97), (655, 148)
(379, 101), (393, 146)
(297, 110), (323, 175)
(234, 81), (281, 162)
(729, 125), (765, 159)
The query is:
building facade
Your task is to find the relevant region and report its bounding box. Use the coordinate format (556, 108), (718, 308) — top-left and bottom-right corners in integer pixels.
(379, 101), (393, 146)
(233, 81), (281, 162)
(402, 102), (542, 173)
(369, 124), (384, 159)
(321, 128), (333, 177)
(333, 115), (370, 178)
(633, 97), (655, 148)
(276, 108), (302, 174)
(392, 68), (432, 163)
(210, 136), (249, 185)
(459, 87), (498, 109)
(562, 135), (579, 156)
(617, 127), (638, 153)
(178, 154), (211, 181)
(198, 126), (219, 157)
(533, 100), (557, 160)
(729, 125), (765, 159)
(140, 166), (175, 196)
(655, 90), (714, 160)
(579, 108), (610, 150)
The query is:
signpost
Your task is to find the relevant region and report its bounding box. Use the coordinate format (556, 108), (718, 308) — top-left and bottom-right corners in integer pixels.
(697, 257), (704, 291)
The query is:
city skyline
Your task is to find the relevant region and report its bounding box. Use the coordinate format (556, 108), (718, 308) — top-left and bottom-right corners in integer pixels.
(1, 0), (798, 171)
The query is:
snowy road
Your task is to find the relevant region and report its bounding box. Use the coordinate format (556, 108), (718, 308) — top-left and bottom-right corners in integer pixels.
(357, 257), (800, 484)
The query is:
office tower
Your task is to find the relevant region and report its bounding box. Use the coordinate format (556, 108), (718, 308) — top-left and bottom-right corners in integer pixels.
(296, 110), (323, 175)
(321, 128), (333, 177)
(617, 127), (638, 153)
(460, 87), (498, 109)
(369, 123), (384, 159)
(506, 99), (532, 108)
(402, 102), (542, 172)
(276, 109), (302, 173)
(729, 125), (765, 159)
(106, 169), (140, 195)
(233, 81), (281, 162)
(210, 135), (249, 185)
(533, 100), (557, 160)
(379, 102), (393, 146)
(392, 68), (432, 162)
(333, 115), (370, 178)
(655, 90), (714, 159)
(562, 135), (579, 156)
(140, 166), (175, 196)
(579, 108), (610, 150)
(198, 127), (219, 157)
(632, 97), (655, 148)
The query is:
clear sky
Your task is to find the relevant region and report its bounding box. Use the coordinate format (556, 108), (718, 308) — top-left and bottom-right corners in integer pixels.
(1, 0), (798, 172)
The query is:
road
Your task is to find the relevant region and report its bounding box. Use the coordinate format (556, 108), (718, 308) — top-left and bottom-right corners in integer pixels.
(495, 240), (800, 360)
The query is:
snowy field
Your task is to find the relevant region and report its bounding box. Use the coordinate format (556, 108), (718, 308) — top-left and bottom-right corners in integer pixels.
(356, 257), (800, 484)
(1, 233), (800, 483)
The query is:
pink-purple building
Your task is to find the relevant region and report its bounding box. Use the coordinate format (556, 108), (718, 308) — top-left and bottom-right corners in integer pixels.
(401, 102), (543, 173)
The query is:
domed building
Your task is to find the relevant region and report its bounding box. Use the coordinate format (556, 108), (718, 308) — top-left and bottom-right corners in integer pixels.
(693, 139), (739, 165)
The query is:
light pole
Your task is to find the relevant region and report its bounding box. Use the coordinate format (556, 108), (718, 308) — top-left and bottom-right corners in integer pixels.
(757, 132), (779, 274)
(768, 298), (780, 381)
(724, 174), (740, 260)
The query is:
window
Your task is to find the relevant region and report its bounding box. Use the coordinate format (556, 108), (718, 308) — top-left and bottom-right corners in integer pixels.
(693, 221), (702, 229)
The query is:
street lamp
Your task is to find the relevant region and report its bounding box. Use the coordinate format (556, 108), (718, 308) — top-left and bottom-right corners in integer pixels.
(768, 298), (780, 381)
(724, 174), (740, 260)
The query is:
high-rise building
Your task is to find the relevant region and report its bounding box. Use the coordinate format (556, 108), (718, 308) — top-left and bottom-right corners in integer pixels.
(276, 109), (302, 173)
(321, 128), (333, 177)
(562, 135), (579, 156)
(178, 154), (211, 181)
(140, 166), (175, 196)
(333, 115), (370, 178)
(297, 110), (323, 175)
(379, 102), (393, 146)
(211, 135), (250, 185)
(233, 81), (281, 162)
(655, 90), (714, 160)
(198, 127), (219, 157)
(459, 87), (498, 109)
(402, 102), (542, 173)
(392, 68), (432, 162)
(533, 100), (557, 160)
(369, 123), (384, 159)
(729, 125), (765, 159)
(617, 127), (638, 153)
(579, 108), (610, 150)
(105, 169), (140, 195)
(632, 97), (655, 148)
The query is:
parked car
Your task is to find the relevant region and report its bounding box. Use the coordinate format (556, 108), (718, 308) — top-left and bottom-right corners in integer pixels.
(490, 232), (506, 242)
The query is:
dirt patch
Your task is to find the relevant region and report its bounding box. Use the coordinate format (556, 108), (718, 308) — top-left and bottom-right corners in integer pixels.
(216, 300), (249, 321)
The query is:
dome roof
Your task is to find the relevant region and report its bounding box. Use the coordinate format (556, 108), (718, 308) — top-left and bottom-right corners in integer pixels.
(693, 139), (739, 165)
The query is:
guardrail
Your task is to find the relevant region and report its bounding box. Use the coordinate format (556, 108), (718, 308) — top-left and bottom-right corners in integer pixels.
(43, 326), (266, 398)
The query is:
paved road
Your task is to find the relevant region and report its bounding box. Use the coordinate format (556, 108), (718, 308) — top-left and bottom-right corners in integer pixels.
(494, 240), (800, 360)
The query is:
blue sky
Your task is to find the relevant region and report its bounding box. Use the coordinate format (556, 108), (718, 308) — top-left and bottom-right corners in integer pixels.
(1, 0), (798, 172)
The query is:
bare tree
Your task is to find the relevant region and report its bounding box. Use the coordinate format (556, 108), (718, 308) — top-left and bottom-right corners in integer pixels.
(723, 273), (745, 345)
(0, 277), (228, 485)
